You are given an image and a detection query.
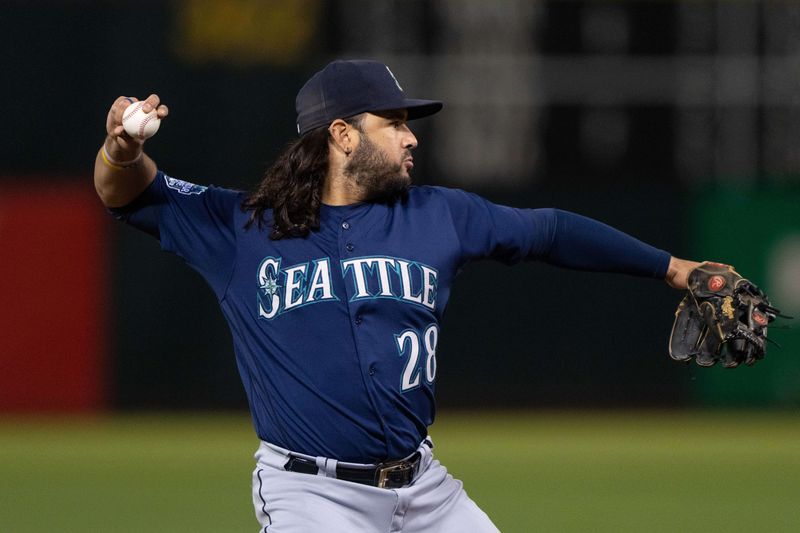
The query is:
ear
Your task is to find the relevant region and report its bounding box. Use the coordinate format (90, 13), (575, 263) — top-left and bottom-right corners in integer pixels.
(329, 119), (356, 155)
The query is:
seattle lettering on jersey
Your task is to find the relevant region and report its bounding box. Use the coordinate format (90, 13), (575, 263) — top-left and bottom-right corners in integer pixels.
(341, 257), (437, 310)
(257, 255), (438, 320)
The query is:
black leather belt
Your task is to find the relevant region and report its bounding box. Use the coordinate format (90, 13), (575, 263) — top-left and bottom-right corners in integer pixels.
(284, 451), (423, 489)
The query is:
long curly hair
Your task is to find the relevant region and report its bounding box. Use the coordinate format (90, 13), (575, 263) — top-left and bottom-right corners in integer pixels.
(242, 117), (362, 240)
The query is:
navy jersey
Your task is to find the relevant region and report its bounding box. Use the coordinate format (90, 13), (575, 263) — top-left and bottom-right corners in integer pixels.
(113, 171), (670, 463)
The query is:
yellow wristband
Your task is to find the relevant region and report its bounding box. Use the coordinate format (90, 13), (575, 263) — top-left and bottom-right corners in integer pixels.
(100, 147), (126, 170)
(100, 145), (142, 170)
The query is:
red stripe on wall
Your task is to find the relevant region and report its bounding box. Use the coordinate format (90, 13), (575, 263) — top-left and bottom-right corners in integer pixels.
(0, 179), (108, 411)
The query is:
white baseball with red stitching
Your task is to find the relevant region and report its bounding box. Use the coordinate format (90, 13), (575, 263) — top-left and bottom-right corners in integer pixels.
(122, 101), (161, 140)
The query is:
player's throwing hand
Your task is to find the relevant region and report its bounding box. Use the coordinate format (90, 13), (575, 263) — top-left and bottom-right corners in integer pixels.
(104, 94), (168, 160)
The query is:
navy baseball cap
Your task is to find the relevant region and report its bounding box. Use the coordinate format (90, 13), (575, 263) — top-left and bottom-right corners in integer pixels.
(295, 60), (443, 135)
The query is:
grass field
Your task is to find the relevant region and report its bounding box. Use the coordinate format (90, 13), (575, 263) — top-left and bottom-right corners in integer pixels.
(1, 410), (799, 532)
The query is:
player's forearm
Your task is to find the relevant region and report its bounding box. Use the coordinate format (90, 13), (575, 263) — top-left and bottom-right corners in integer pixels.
(94, 137), (157, 208)
(542, 209), (671, 278)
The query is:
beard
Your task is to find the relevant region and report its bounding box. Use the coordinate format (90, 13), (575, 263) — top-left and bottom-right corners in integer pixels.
(343, 135), (411, 203)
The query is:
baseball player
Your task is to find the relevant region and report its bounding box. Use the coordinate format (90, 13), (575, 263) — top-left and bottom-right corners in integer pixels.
(95, 60), (704, 532)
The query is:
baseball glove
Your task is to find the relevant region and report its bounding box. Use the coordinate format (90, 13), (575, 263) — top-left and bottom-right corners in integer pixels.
(669, 262), (781, 368)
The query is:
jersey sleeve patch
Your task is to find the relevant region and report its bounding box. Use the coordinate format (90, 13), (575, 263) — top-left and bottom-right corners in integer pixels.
(165, 175), (208, 195)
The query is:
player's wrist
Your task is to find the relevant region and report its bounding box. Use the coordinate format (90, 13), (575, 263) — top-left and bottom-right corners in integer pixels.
(665, 257), (702, 290)
(102, 137), (143, 168)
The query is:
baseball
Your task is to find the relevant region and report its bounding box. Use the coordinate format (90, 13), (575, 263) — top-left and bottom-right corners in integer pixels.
(122, 100), (161, 140)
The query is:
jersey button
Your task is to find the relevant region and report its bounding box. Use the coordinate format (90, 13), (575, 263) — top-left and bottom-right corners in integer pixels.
(342, 221), (350, 230)
(346, 243), (354, 252)
(355, 315), (362, 325)
(368, 365), (376, 376)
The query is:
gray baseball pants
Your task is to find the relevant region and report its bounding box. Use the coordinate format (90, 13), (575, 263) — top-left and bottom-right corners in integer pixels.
(252, 438), (500, 532)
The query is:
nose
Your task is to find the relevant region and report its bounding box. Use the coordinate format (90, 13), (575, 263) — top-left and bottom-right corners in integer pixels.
(403, 125), (418, 150)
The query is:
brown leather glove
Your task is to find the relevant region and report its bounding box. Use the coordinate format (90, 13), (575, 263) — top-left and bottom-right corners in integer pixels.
(669, 263), (779, 368)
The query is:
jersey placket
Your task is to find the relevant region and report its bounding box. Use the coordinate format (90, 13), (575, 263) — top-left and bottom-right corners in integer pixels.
(338, 207), (394, 459)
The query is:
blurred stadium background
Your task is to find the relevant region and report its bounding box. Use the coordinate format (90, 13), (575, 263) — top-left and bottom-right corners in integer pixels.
(1, 1), (799, 531)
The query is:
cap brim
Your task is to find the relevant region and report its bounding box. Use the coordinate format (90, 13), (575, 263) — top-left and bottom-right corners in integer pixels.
(372, 99), (443, 121)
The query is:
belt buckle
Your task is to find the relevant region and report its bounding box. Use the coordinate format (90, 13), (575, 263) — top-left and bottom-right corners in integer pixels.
(376, 461), (411, 489)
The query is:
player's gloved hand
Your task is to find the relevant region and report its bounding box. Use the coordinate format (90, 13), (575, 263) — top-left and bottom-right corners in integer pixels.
(104, 94), (168, 162)
(668, 262), (785, 367)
